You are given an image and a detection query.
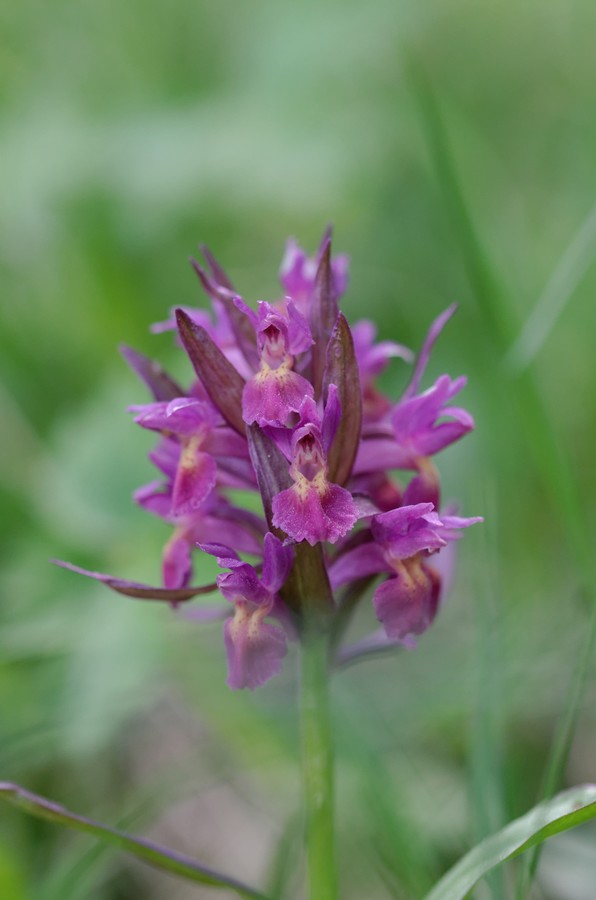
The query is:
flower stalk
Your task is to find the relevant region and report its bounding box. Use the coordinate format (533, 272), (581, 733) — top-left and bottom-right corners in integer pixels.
(300, 625), (338, 900)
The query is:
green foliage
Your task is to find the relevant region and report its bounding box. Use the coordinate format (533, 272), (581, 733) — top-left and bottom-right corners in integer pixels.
(2, 0), (596, 896)
(426, 785), (596, 900)
(0, 783), (268, 898)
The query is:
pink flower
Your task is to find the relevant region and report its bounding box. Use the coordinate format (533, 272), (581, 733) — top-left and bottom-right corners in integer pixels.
(239, 299), (314, 427)
(272, 392), (358, 545)
(201, 534), (294, 689)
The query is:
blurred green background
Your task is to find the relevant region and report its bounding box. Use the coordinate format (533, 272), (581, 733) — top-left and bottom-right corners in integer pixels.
(2, 0), (596, 897)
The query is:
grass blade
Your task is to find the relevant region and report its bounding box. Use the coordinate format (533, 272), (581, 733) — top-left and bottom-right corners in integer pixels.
(409, 60), (594, 581)
(0, 783), (269, 899)
(469, 492), (506, 899)
(515, 599), (596, 898)
(505, 200), (596, 372)
(425, 784), (596, 900)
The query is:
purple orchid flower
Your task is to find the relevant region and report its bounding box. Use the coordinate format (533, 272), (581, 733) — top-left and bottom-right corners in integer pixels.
(390, 374), (474, 463)
(331, 503), (482, 643)
(130, 398), (219, 517)
(271, 390), (358, 545)
(279, 234), (349, 315)
(131, 397), (255, 518)
(201, 533), (294, 689)
(56, 232), (482, 689)
(371, 505), (482, 642)
(389, 303), (474, 461)
(239, 299), (315, 427)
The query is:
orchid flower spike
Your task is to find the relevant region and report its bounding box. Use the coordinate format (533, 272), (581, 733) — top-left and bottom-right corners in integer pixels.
(56, 233), (482, 688)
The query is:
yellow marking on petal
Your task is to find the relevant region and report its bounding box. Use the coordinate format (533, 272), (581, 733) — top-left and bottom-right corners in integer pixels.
(229, 598), (271, 643)
(313, 470), (328, 495)
(291, 472), (311, 500)
(229, 601), (251, 641)
(248, 604), (270, 639)
(289, 468), (330, 500)
(255, 358), (294, 382)
(387, 555), (428, 593)
(178, 434), (203, 470)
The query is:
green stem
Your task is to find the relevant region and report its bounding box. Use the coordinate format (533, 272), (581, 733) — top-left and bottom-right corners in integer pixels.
(300, 628), (338, 900)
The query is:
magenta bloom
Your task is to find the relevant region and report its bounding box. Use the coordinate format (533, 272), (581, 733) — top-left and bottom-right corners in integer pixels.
(390, 375), (474, 463)
(271, 391), (358, 545)
(131, 398), (219, 517)
(240, 299), (314, 427)
(56, 234), (482, 687)
(279, 233), (349, 314)
(331, 504), (481, 643)
(371, 505), (481, 642)
(202, 534), (293, 689)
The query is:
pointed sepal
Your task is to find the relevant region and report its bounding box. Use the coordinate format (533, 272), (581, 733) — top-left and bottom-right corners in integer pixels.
(189, 259), (259, 369)
(309, 237), (338, 398)
(120, 345), (184, 402)
(199, 244), (235, 291)
(53, 560), (217, 603)
(175, 308), (246, 435)
(323, 312), (362, 485)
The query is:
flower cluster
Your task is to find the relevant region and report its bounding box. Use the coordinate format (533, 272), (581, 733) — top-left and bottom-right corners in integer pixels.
(58, 233), (481, 689)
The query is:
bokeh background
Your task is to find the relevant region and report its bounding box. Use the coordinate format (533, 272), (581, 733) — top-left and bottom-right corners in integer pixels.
(2, 1), (596, 897)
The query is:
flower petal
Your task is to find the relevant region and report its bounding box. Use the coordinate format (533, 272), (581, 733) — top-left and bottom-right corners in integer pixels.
(162, 528), (193, 590)
(224, 614), (287, 690)
(217, 564), (266, 605)
(272, 481), (357, 546)
(329, 541), (387, 590)
(242, 367), (314, 427)
(371, 503), (447, 558)
(171, 446), (217, 516)
(261, 532), (293, 594)
(404, 304), (458, 398)
(373, 561), (440, 642)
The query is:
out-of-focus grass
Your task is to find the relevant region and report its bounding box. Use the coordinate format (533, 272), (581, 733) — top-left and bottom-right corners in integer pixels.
(2, 1), (596, 897)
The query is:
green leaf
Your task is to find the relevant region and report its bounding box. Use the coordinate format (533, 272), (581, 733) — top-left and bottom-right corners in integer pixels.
(425, 784), (596, 900)
(505, 200), (596, 373)
(410, 59), (595, 584)
(515, 601), (596, 898)
(264, 811), (302, 900)
(0, 841), (27, 900)
(0, 782), (269, 899)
